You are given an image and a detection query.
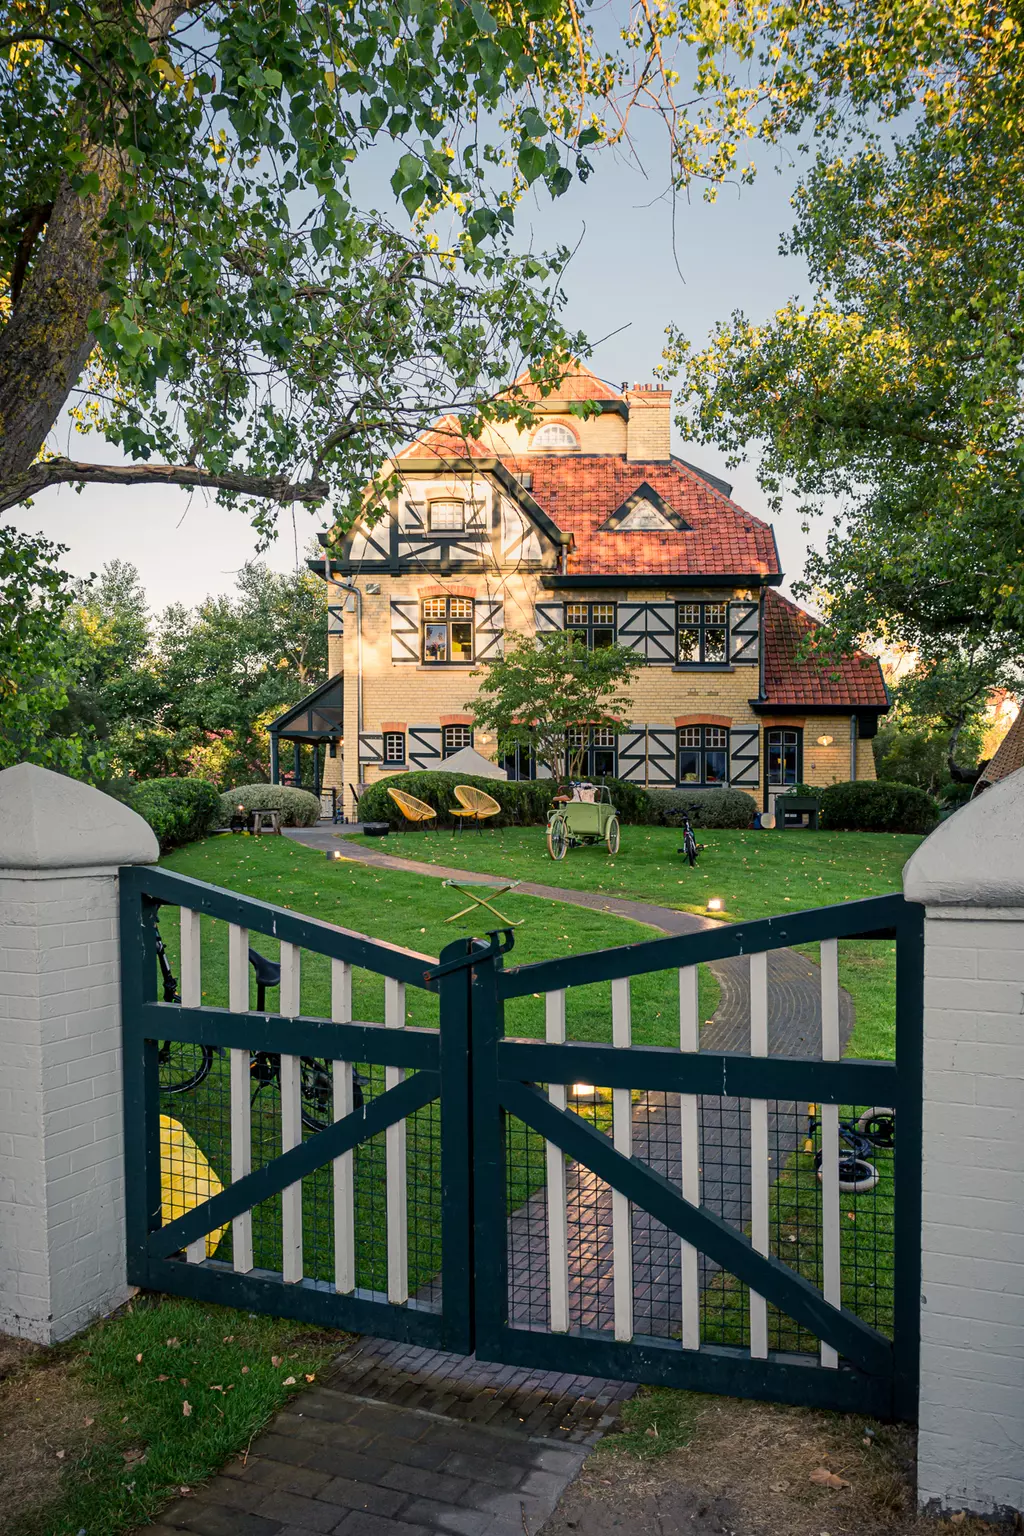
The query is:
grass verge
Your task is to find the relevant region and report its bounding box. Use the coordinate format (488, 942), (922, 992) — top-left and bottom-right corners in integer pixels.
(2, 1295), (346, 1536)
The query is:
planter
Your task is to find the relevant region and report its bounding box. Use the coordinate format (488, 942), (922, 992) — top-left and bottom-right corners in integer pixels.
(777, 795), (821, 829)
(362, 822), (390, 837)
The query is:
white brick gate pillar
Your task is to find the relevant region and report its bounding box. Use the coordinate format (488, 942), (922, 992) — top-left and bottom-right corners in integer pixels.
(0, 763), (158, 1342)
(904, 771), (1024, 1519)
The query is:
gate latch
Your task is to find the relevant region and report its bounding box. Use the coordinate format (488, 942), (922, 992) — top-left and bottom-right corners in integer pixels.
(422, 928), (515, 987)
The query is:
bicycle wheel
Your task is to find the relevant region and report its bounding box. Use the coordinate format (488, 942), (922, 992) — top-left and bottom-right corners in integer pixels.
(685, 830), (698, 867)
(855, 1107), (895, 1146)
(547, 815), (568, 860)
(159, 1041), (214, 1094)
(299, 1057), (334, 1131)
(605, 816), (620, 855)
(818, 1156), (880, 1195)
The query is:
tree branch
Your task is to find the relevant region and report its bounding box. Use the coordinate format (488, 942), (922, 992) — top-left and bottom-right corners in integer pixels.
(1, 457), (329, 514)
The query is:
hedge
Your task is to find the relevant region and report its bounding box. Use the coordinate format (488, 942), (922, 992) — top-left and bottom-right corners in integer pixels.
(646, 786), (757, 830)
(818, 779), (939, 835)
(128, 777), (221, 851)
(220, 784), (322, 827)
(357, 772), (657, 828)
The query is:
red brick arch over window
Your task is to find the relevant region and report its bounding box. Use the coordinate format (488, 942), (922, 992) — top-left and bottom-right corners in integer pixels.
(380, 721), (406, 733)
(674, 714), (733, 729)
(418, 584), (477, 599)
(440, 714), (474, 727)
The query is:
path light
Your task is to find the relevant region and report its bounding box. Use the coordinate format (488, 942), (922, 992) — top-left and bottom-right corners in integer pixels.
(817, 735), (834, 746)
(326, 850), (345, 860)
(570, 1083), (600, 1101)
(706, 897), (724, 912)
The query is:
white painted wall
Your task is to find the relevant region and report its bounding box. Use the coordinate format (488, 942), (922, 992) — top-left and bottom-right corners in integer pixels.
(904, 771), (1024, 1519)
(0, 765), (157, 1342)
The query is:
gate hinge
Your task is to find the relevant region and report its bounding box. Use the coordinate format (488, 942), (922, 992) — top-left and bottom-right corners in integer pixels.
(422, 928), (515, 987)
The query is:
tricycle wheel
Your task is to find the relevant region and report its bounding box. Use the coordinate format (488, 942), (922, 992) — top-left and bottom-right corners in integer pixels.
(547, 815), (568, 860)
(606, 816), (620, 854)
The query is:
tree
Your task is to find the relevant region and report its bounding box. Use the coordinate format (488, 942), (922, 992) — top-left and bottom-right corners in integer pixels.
(0, 0), (692, 533)
(662, 0), (1024, 658)
(891, 646), (1021, 784)
(0, 525), (97, 773)
(468, 631), (642, 782)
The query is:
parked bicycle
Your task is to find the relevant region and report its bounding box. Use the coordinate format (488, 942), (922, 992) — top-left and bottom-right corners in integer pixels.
(806, 1103), (895, 1194)
(153, 909), (366, 1131)
(668, 804), (705, 866)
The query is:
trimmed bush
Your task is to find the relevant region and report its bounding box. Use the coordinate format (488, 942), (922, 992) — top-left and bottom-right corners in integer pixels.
(646, 786), (757, 830)
(128, 777), (221, 851)
(357, 772), (656, 829)
(819, 779), (938, 835)
(220, 784), (322, 827)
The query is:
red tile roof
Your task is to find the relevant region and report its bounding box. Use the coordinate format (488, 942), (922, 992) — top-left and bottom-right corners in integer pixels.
(977, 707), (1024, 786)
(763, 591), (888, 709)
(515, 455), (780, 579)
(509, 360), (625, 402)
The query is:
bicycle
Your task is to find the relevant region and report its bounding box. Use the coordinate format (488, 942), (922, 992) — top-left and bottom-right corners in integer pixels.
(669, 804), (705, 866)
(153, 909), (366, 1131)
(806, 1103), (895, 1194)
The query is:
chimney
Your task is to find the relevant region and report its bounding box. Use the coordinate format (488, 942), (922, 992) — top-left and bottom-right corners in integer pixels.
(625, 383), (672, 462)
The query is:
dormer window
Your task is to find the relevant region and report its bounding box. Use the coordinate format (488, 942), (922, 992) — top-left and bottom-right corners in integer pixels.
(429, 498), (465, 531)
(530, 422), (579, 451)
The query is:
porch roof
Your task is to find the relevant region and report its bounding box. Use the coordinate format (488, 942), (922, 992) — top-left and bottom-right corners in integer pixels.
(268, 674), (343, 741)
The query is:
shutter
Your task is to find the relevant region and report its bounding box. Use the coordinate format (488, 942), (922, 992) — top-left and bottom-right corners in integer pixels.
(475, 598), (505, 660)
(616, 603), (648, 657)
(729, 601), (760, 664)
(390, 598), (419, 662)
(408, 725), (443, 770)
(327, 604), (344, 636)
(534, 602), (564, 634)
(647, 726), (676, 784)
(616, 726), (647, 783)
(646, 603), (676, 664)
(358, 732), (384, 764)
(729, 725), (760, 786)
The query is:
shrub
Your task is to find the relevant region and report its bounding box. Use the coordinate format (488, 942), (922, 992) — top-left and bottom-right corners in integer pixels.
(128, 777), (221, 851)
(357, 772), (656, 828)
(220, 784), (322, 827)
(646, 786), (757, 830)
(819, 779), (939, 835)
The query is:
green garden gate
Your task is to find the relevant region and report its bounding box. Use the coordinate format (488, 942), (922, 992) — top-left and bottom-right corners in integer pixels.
(121, 865), (923, 1421)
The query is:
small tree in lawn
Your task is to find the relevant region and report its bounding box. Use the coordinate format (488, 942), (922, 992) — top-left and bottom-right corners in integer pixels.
(468, 632), (642, 783)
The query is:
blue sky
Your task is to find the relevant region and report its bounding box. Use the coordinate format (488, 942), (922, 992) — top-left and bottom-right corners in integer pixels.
(10, 112), (812, 611)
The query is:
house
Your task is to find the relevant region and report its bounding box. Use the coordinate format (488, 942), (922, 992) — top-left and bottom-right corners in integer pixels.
(270, 364), (888, 818)
(973, 706), (1024, 794)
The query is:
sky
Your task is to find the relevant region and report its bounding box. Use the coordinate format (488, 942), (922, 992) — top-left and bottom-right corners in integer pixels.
(9, 107), (813, 613)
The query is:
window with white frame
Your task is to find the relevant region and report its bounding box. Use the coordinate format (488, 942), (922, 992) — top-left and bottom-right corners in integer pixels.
(677, 724), (729, 784)
(565, 601), (616, 649)
(677, 601), (728, 664)
(383, 731), (405, 764)
(443, 724), (473, 757)
(428, 498), (465, 531)
(531, 422), (579, 451)
(568, 725), (616, 779)
(422, 595), (474, 663)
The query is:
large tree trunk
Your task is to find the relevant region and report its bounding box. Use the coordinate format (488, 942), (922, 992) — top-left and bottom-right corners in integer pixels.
(0, 164), (115, 481)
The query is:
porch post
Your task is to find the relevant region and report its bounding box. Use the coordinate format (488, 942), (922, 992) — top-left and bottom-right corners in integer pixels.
(293, 741), (301, 786)
(904, 772), (1024, 1520)
(0, 764), (159, 1342)
(312, 742), (321, 798)
(270, 732), (279, 785)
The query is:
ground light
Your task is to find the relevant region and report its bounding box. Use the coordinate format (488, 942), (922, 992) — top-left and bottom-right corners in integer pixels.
(326, 850), (345, 860)
(706, 897), (724, 912)
(570, 1084), (600, 1101)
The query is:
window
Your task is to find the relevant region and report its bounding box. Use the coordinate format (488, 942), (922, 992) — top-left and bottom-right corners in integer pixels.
(677, 601), (728, 664)
(443, 724), (473, 757)
(767, 728), (802, 787)
(503, 740), (536, 780)
(383, 731), (405, 764)
(422, 596), (474, 663)
(566, 601), (616, 649)
(569, 725), (616, 779)
(428, 499), (464, 531)
(677, 725), (729, 785)
(531, 422), (579, 451)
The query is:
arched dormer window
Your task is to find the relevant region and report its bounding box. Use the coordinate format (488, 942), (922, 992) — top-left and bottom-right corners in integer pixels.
(530, 421), (579, 451)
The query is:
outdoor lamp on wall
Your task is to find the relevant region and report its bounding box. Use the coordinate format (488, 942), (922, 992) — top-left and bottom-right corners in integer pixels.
(817, 735), (834, 747)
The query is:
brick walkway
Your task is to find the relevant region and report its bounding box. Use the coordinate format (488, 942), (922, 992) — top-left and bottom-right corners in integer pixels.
(139, 1335), (630, 1536)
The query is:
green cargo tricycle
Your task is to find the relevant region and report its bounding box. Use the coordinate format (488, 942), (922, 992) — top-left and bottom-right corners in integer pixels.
(546, 782), (620, 860)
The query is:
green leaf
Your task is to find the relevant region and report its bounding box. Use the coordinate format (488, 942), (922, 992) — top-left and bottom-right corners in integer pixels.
(517, 143), (546, 184)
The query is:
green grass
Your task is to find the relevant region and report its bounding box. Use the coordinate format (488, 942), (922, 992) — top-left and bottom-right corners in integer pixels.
(597, 1385), (703, 1459)
(156, 835), (718, 1293)
(8, 1295), (344, 1536)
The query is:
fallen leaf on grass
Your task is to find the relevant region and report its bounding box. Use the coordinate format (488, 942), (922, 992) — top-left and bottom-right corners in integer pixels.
(271, 1356), (282, 1367)
(179, 1487), (192, 1496)
(83, 1417), (94, 1427)
(810, 1468), (850, 1489)
(949, 1516), (966, 1526)
(645, 1427), (659, 1438)
(156, 1375), (169, 1382)
(135, 1353), (143, 1363)
(282, 1376), (297, 1386)
(210, 1385), (223, 1392)
(123, 1448), (146, 1465)
(182, 1401), (192, 1417)
(241, 1367), (250, 1375)
(222, 1335), (234, 1343)
(304, 1374), (315, 1382)
(180, 1378), (189, 1386)
(166, 1338), (180, 1348)
(55, 1450), (66, 1460)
